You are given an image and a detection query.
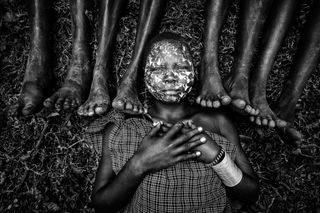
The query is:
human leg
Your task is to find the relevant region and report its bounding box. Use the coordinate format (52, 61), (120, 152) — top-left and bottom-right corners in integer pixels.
(112, 0), (168, 114)
(196, 0), (232, 108)
(44, 0), (92, 111)
(77, 0), (127, 116)
(13, 0), (53, 116)
(250, 0), (298, 128)
(224, 0), (272, 115)
(275, 0), (320, 146)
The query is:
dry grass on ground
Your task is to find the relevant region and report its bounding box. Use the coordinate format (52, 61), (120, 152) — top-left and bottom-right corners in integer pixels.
(0, 0), (319, 212)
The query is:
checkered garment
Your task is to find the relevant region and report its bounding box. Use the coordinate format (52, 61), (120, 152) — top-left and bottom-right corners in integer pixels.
(85, 110), (237, 213)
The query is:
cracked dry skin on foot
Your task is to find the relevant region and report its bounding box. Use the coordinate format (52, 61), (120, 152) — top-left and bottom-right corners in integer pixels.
(224, 75), (258, 116)
(44, 55), (91, 111)
(196, 63), (231, 108)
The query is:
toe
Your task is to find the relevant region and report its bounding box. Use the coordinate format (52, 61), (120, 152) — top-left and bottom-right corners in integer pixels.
(249, 116), (255, 122)
(268, 120), (276, 128)
(125, 102), (133, 111)
(71, 99), (77, 110)
(44, 93), (58, 108)
(207, 100), (213, 108)
(133, 105), (139, 113)
(112, 99), (125, 110)
(88, 105), (95, 116)
(255, 117), (262, 126)
(276, 119), (288, 128)
(262, 118), (268, 126)
(95, 104), (108, 115)
(212, 100), (221, 108)
(63, 98), (71, 110)
(55, 98), (64, 111)
(196, 97), (202, 105)
(22, 103), (36, 116)
(244, 105), (254, 115)
(232, 99), (246, 110)
(220, 95), (231, 105)
(200, 99), (207, 107)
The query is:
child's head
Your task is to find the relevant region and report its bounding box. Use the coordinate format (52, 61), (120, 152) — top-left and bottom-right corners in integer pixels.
(144, 33), (195, 103)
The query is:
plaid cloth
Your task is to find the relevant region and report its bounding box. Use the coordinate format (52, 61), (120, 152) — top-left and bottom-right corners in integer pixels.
(85, 109), (237, 213)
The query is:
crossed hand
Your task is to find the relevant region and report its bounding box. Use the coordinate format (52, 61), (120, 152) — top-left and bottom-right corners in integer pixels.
(134, 120), (221, 175)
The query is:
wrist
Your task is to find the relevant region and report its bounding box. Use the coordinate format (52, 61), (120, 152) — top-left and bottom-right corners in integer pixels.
(128, 155), (148, 177)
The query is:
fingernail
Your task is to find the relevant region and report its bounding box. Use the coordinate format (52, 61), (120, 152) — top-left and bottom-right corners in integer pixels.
(200, 137), (206, 143)
(195, 151), (201, 156)
(197, 127), (203, 132)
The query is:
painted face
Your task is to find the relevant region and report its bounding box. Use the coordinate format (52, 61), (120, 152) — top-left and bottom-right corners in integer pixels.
(144, 39), (195, 103)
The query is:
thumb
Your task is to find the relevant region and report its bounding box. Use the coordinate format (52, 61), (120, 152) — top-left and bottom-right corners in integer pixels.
(149, 121), (163, 136)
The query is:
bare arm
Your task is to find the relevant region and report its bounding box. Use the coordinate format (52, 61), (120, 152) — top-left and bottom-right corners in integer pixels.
(218, 115), (259, 204)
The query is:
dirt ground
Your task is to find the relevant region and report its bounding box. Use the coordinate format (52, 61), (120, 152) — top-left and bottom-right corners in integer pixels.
(0, 0), (319, 212)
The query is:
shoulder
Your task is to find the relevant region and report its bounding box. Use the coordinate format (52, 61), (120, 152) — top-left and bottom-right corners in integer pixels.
(192, 107), (235, 135)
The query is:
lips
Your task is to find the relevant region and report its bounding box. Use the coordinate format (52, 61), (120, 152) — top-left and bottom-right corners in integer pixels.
(162, 90), (180, 95)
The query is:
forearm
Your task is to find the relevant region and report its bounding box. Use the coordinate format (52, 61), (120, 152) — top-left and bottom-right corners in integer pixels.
(211, 151), (259, 204)
(225, 172), (259, 203)
(92, 157), (145, 213)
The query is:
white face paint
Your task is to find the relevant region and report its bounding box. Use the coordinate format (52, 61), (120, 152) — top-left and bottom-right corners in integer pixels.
(144, 39), (195, 103)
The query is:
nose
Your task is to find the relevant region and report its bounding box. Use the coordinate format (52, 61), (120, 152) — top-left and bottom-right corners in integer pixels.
(163, 69), (177, 83)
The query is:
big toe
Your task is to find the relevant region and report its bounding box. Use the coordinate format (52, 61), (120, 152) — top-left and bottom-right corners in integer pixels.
(220, 95), (231, 105)
(232, 99), (246, 110)
(112, 99), (125, 110)
(275, 119), (288, 128)
(44, 94), (57, 108)
(22, 103), (37, 116)
(95, 103), (109, 115)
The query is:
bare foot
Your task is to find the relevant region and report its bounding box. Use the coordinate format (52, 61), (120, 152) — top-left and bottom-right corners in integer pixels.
(276, 125), (302, 147)
(196, 61), (231, 108)
(78, 80), (111, 116)
(250, 96), (288, 128)
(12, 48), (53, 116)
(12, 82), (48, 116)
(224, 75), (258, 116)
(44, 54), (91, 112)
(112, 78), (146, 115)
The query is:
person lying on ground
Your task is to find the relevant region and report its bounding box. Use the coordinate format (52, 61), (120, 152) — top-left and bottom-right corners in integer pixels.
(88, 33), (259, 212)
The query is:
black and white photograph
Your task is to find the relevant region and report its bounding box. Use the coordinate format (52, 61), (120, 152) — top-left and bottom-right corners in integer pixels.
(0, 0), (319, 212)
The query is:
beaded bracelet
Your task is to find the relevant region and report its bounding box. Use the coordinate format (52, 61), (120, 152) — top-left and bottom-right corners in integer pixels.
(211, 146), (225, 166)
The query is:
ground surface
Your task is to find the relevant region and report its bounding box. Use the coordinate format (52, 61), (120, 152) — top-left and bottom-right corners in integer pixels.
(0, 0), (319, 212)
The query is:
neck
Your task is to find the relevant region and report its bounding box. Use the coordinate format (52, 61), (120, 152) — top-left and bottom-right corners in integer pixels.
(149, 99), (195, 123)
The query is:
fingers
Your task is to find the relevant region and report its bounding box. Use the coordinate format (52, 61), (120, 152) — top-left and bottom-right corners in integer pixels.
(149, 121), (163, 137)
(176, 151), (201, 162)
(164, 122), (184, 139)
(174, 136), (206, 155)
(172, 126), (203, 146)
